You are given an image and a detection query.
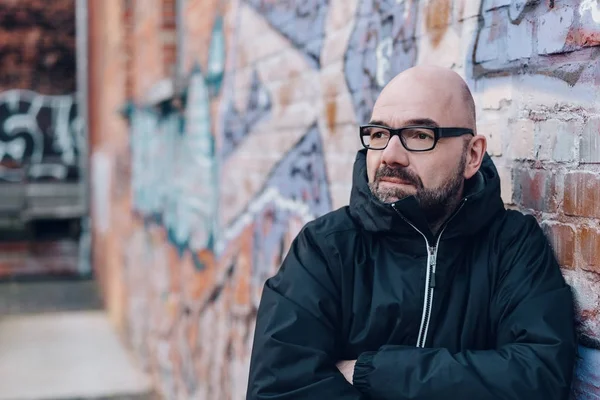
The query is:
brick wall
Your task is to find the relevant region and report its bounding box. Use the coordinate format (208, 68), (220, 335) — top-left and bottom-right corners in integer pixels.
(0, 0), (76, 94)
(89, 0), (600, 398)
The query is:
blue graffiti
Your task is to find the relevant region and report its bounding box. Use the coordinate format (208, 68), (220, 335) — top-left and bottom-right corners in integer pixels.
(251, 124), (332, 284)
(221, 70), (272, 159)
(344, 0), (419, 124)
(573, 345), (600, 400)
(244, 0), (329, 68)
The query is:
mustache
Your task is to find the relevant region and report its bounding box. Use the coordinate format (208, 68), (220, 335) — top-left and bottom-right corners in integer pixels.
(375, 165), (423, 188)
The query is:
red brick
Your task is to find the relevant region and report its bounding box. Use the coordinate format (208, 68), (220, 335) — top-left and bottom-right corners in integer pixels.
(0, 0), (76, 94)
(542, 222), (576, 269)
(579, 225), (600, 273)
(564, 172), (600, 218)
(514, 168), (558, 212)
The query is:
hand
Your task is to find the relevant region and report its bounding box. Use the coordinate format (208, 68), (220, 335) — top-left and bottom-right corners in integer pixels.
(336, 360), (357, 384)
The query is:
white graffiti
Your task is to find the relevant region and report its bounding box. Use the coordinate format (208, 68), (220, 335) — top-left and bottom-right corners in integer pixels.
(0, 89), (82, 181)
(376, 36), (394, 87)
(214, 186), (316, 255)
(580, 0), (600, 23)
(130, 68), (219, 252)
(207, 17), (226, 84)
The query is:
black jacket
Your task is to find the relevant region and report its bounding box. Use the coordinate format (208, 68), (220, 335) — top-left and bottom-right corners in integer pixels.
(247, 150), (576, 400)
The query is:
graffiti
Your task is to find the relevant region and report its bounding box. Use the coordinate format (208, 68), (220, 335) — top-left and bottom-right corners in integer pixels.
(0, 90), (82, 182)
(250, 124), (331, 285)
(344, 0), (419, 124)
(573, 345), (600, 400)
(206, 16), (226, 95)
(580, 0), (600, 24)
(472, 0), (600, 85)
(129, 99), (217, 267)
(129, 14), (225, 268)
(221, 70), (272, 159)
(244, 0), (329, 68)
(129, 107), (159, 215)
(168, 65), (219, 255)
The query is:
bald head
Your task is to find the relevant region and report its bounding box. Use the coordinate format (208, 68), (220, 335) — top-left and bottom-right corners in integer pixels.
(373, 65), (477, 133)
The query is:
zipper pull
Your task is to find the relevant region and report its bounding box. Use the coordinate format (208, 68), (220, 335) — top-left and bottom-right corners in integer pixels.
(428, 246), (436, 265)
(428, 246), (437, 288)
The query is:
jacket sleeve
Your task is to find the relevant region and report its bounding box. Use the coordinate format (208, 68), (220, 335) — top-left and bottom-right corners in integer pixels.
(246, 224), (365, 400)
(352, 216), (577, 400)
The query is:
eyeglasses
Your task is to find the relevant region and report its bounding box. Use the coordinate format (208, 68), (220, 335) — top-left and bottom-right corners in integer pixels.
(359, 124), (474, 152)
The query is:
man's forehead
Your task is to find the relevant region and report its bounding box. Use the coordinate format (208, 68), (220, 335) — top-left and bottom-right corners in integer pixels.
(371, 90), (471, 128)
(368, 117), (440, 128)
(369, 99), (446, 126)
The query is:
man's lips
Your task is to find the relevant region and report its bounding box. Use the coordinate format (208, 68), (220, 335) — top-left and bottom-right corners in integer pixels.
(379, 177), (413, 185)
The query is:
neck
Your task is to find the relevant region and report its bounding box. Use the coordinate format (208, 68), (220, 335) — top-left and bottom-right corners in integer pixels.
(425, 190), (464, 237)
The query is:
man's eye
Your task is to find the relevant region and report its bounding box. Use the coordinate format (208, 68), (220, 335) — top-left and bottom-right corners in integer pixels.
(406, 130), (433, 140)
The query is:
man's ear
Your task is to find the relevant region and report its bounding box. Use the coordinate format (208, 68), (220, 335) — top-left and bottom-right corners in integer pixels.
(464, 135), (487, 180)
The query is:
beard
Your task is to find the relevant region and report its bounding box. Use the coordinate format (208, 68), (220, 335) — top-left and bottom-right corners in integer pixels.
(368, 152), (467, 226)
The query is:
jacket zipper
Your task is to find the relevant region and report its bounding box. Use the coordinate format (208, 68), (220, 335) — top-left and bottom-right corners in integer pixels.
(391, 200), (466, 348)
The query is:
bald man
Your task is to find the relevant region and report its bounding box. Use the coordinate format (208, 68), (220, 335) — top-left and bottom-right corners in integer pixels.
(246, 66), (576, 400)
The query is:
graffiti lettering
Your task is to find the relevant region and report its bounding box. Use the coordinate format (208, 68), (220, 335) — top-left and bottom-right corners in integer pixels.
(0, 90), (81, 182)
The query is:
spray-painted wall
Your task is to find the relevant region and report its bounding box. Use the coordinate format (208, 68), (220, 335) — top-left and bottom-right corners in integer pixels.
(89, 0), (600, 398)
(0, 0), (81, 184)
(0, 90), (82, 182)
(0, 0), (87, 279)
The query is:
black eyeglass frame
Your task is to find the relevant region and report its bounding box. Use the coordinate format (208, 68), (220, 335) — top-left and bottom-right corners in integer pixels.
(359, 124), (475, 152)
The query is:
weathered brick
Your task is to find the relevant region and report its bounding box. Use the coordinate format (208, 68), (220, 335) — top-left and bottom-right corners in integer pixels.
(482, 0), (511, 11)
(497, 165), (514, 205)
(534, 119), (577, 162)
(507, 119), (535, 160)
(326, 0), (358, 32)
(321, 123), (362, 156)
(320, 24), (354, 66)
(457, 18), (480, 68)
(480, 76), (513, 110)
(506, 18), (533, 60)
(319, 61), (347, 99)
(513, 168), (558, 212)
(564, 172), (600, 218)
(319, 92), (357, 129)
(580, 116), (600, 164)
(478, 118), (503, 156)
(416, 29), (462, 68)
(561, 269), (600, 344)
(579, 225), (600, 273)
(474, 26), (503, 64)
(542, 222), (576, 269)
(566, 1), (600, 49)
(0, 0), (77, 94)
(459, 0), (483, 21)
(537, 7), (575, 55)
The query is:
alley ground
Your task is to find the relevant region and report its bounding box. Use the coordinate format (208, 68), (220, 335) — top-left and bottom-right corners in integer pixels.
(0, 279), (155, 400)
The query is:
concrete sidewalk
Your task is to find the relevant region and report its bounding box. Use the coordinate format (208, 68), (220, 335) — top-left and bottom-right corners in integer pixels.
(0, 311), (153, 400)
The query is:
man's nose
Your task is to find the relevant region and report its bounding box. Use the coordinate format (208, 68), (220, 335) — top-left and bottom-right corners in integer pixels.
(381, 135), (410, 167)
